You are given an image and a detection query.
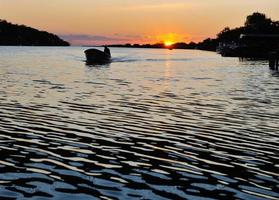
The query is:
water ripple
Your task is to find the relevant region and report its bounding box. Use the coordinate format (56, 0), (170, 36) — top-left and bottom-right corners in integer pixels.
(0, 47), (278, 199)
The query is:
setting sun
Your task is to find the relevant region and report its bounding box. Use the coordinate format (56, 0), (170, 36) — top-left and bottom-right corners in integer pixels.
(156, 33), (185, 47)
(164, 41), (174, 46)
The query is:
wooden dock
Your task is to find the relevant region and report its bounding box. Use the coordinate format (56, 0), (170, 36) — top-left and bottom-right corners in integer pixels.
(269, 51), (279, 71)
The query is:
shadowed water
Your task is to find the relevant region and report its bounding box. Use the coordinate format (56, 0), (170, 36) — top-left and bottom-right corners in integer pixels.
(0, 47), (278, 200)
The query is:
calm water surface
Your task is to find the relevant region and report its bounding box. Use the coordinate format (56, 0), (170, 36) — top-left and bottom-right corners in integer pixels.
(0, 47), (278, 200)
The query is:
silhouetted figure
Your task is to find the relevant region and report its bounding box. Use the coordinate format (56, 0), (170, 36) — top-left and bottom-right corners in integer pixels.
(104, 46), (111, 56)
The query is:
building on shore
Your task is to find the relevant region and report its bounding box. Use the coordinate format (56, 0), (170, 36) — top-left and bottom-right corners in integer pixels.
(217, 34), (279, 58)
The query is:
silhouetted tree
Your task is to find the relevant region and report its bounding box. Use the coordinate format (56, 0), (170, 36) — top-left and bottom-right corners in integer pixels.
(217, 27), (245, 42)
(196, 38), (218, 51)
(216, 12), (279, 43)
(245, 12), (271, 27)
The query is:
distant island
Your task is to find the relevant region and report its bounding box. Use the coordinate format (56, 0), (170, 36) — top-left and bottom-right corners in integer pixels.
(0, 20), (70, 46)
(108, 40), (216, 51)
(108, 12), (279, 52)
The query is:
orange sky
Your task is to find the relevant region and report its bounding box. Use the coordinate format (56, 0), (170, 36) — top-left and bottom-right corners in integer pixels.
(1, 0), (279, 45)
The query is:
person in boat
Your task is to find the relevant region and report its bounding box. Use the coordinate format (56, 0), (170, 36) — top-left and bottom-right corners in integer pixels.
(104, 46), (111, 56)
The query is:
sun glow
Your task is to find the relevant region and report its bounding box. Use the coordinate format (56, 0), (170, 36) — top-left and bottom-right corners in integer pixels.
(164, 41), (174, 46)
(156, 33), (185, 46)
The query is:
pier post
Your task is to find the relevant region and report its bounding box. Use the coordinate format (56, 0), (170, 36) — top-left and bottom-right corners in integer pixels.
(276, 52), (279, 71)
(269, 52), (277, 70)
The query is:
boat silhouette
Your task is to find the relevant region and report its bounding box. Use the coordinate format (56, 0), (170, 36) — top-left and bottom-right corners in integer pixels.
(84, 48), (111, 64)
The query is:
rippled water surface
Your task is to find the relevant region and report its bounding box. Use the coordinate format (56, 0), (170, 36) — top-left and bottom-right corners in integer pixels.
(0, 47), (278, 200)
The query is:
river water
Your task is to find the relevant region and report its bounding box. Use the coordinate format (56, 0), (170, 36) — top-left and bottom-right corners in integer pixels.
(0, 47), (278, 200)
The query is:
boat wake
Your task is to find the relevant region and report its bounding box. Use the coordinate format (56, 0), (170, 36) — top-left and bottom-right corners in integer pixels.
(111, 57), (191, 63)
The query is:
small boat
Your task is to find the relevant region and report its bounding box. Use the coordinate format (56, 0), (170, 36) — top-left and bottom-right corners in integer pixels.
(84, 48), (111, 64)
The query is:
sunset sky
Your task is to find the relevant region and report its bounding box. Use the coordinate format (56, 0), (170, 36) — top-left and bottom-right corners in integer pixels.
(1, 0), (279, 45)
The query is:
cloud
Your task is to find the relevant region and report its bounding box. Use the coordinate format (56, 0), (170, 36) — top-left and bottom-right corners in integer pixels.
(59, 34), (146, 45)
(60, 34), (118, 42)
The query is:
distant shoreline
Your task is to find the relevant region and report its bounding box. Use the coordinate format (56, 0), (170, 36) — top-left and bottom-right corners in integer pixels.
(0, 45), (217, 53)
(106, 43), (216, 52)
(82, 44), (216, 52)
